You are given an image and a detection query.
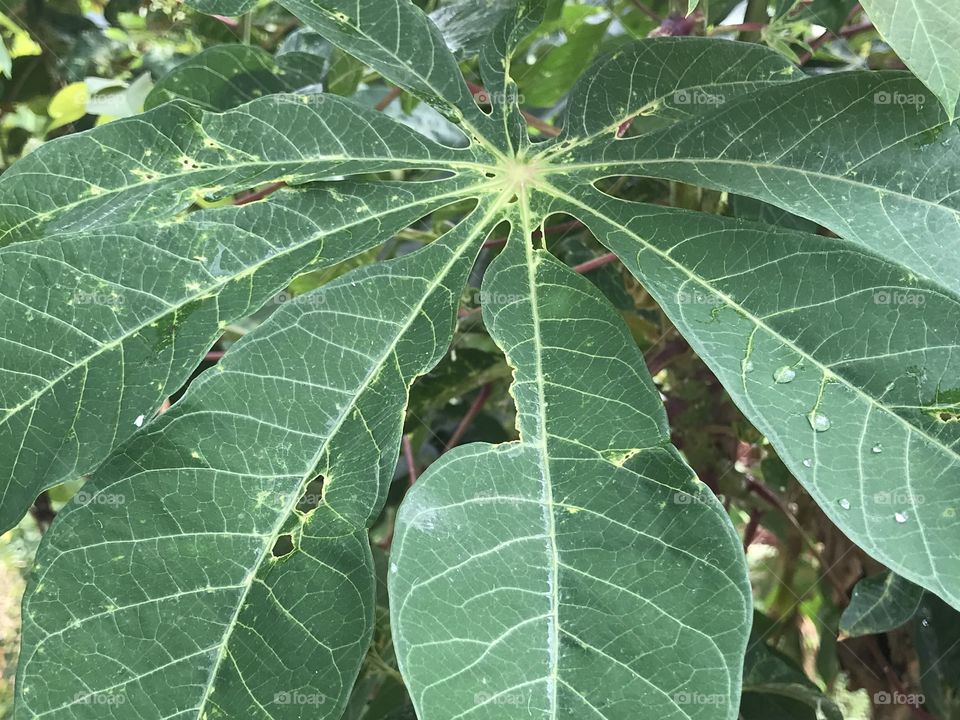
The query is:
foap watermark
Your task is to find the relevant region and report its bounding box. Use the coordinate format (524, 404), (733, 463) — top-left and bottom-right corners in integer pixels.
(74, 490), (126, 507)
(473, 89), (525, 106)
(874, 90), (925, 107)
(673, 89), (725, 106)
(873, 289), (925, 306)
(673, 491), (721, 507)
(73, 290), (125, 308)
(272, 290), (327, 306)
(474, 691), (526, 706)
(677, 289), (730, 305)
(73, 691), (126, 706)
(874, 691), (925, 706)
(873, 490), (925, 506)
(474, 290), (526, 308)
(672, 691), (727, 706)
(273, 691), (329, 706)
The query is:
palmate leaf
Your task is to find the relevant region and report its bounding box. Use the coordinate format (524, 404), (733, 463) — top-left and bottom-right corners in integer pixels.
(7, 1), (960, 718)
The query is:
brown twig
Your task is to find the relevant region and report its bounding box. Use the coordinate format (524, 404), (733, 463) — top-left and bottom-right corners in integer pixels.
(375, 86), (403, 112)
(743, 508), (764, 550)
(465, 81), (561, 136)
(402, 434), (418, 486)
(444, 385), (492, 452)
(571, 252), (618, 274)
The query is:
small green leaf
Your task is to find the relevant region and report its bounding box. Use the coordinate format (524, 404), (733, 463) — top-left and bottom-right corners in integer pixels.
(840, 571), (924, 636)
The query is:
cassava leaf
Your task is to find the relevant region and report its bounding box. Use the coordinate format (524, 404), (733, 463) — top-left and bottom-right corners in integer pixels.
(0, 176), (482, 534)
(0, 91), (491, 533)
(554, 71), (960, 289)
(740, 641), (842, 720)
(391, 225), (751, 720)
(7, 1), (960, 717)
(144, 45), (319, 112)
(14, 197), (501, 720)
(547, 183), (960, 608)
(840, 571), (924, 636)
(860, 0), (960, 119)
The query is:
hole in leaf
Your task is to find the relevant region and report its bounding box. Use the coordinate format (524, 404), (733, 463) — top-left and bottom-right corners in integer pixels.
(296, 475), (325, 513)
(272, 534), (295, 558)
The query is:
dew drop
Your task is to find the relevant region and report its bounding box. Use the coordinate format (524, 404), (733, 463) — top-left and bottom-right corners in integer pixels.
(895, 511), (909, 524)
(802, 458), (813, 468)
(773, 366), (796, 384)
(742, 359), (754, 373)
(871, 444), (883, 454)
(921, 618), (930, 627)
(838, 498), (851, 510)
(133, 414), (145, 427)
(808, 412), (831, 432)
(390, 562), (398, 575)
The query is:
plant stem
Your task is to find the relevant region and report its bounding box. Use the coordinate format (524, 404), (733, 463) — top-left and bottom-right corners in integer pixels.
(444, 384), (492, 452)
(571, 252), (618, 274)
(402, 434), (418, 486)
(739, 0), (768, 42)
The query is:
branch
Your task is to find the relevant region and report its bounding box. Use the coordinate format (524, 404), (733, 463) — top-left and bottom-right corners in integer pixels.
(444, 384), (492, 452)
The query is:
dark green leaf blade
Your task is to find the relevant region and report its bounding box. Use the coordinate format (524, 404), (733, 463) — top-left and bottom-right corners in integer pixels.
(0, 93), (481, 245)
(14, 196), (500, 719)
(391, 219), (751, 719)
(548, 180), (960, 609)
(861, 0), (960, 119)
(558, 71), (960, 289)
(0, 176), (483, 534)
(840, 571), (924, 636)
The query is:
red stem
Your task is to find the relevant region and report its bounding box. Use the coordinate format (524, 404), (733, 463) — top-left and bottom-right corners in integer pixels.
(571, 252), (618, 274)
(402, 434), (419, 486)
(234, 182), (286, 205)
(444, 385), (492, 452)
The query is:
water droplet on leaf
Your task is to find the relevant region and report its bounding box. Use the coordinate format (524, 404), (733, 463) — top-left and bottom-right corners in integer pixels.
(838, 498), (851, 510)
(871, 444), (883, 454)
(808, 413), (831, 432)
(773, 366), (796, 384)
(133, 414), (145, 427)
(895, 511), (908, 523)
(802, 458), (813, 467)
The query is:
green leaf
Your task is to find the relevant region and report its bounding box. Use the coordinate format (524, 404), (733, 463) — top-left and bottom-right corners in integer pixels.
(741, 641), (842, 720)
(558, 38), (802, 140)
(0, 176), (480, 534)
(0, 88), (492, 533)
(391, 229), (751, 719)
(915, 594), (960, 719)
(511, 6), (610, 107)
(549, 184), (960, 608)
(840, 571), (924, 636)
(14, 198), (499, 719)
(861, 0), (960, 119)
(0, 93), (482, 245)
(557, 71), (960, 290)
(145, 45), (313, 111)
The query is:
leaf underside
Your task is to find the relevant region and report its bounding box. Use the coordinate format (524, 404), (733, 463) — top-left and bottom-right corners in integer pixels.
(3, 1), (958, 718)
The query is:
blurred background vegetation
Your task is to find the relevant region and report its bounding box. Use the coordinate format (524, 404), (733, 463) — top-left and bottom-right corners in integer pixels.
(0, 1), (955, 718)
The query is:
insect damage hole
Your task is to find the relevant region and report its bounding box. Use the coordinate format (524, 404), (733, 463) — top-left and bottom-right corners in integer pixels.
(272, 533), (295, 558)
